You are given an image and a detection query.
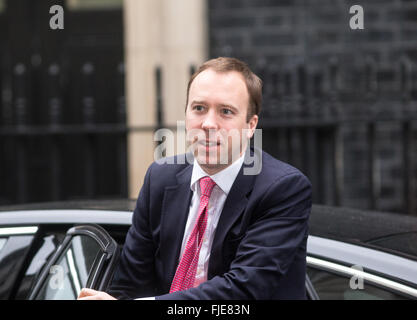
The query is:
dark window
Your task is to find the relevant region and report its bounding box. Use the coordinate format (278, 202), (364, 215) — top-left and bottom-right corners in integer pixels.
(307, 266), (409, 300)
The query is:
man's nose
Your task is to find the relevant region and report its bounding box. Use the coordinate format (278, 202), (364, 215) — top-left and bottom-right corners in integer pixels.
(201, 111), (218, 130)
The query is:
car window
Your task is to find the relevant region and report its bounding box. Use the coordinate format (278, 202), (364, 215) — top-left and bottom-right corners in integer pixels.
(15, 234), (63, 299)
(34, 234), (101, 300)
(0, 238), (6, 252)
(0, 235), (34, 299)
(307, 266), (408, 300)
(29, 224), (120, 300)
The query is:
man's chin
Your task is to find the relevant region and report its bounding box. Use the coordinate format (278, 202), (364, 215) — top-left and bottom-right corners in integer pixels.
(195, 155), (223, 166)
(194, 149), (242, 166)
(194, 151), (241, 175)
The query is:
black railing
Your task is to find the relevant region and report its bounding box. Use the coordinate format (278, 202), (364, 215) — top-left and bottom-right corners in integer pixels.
(0, 61), (129, 205)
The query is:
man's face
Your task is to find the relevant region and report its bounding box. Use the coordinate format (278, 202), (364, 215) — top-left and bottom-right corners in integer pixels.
(185, 69), (258, 175)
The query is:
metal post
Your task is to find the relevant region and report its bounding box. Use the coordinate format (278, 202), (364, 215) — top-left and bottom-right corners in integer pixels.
(333, 125), (344, 207)
(155, 66), (165, 157)
(367, 122), (377, 210)
(81, 62), (96, 198)
(117, 62), (127, 197)
(402, 121), (416, 215)
(48, 63), (62, 201)
(14, 63), (27, 203)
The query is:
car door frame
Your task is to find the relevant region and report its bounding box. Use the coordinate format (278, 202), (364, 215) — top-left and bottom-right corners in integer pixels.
(28, 224), (119, 300)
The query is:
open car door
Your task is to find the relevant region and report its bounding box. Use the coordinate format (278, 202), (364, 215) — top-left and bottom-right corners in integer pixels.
(28, 224), (119, 300)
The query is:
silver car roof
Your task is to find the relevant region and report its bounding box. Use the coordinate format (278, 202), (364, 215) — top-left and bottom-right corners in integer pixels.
(0, 210), (133, 226)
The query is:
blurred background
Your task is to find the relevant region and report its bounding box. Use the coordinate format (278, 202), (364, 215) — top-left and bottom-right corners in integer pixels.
(0, 0), (416, 216)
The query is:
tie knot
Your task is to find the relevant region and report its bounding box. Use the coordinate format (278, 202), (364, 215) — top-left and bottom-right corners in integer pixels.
(199, 177), (216, 198)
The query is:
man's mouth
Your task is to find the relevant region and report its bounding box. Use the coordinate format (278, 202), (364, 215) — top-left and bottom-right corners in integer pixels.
(198, 140), (221, 147)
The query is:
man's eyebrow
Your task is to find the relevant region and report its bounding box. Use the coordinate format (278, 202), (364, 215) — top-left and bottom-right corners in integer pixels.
(218, 103), (239, 112)
(190, 100), (239, 112)
(190, 100), (207, 105)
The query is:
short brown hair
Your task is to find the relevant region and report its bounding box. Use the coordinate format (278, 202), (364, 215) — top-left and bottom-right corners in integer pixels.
(186, 57), (262, 122)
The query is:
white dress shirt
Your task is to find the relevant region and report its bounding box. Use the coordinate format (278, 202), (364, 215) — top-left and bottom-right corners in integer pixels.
(135, 154), (244, 300)
(180, 153), (245, 287)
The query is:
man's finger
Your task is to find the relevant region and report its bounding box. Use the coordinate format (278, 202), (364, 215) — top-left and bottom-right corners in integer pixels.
(78, 288), (99, 299)
(77, 288), (117, 300)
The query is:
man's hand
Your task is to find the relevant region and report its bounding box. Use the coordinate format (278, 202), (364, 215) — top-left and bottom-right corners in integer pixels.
(77, 288), (117, 300)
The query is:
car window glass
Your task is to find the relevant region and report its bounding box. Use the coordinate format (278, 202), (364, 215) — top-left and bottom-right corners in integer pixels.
(307, 266), (408, 300)
(34, 235), (102, 300)
(0, 238), (6, 252)
(0, 236), (34, 299)
(25, 236), (58, 276)
(15, 235), (62, 299)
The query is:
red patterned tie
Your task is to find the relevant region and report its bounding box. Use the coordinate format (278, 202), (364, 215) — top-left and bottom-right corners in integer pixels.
(169, 176), (216, 293)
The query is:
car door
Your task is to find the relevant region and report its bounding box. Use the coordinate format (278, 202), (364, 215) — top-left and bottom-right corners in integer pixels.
(28, 224), (119, 300)
(307, 235), (417, 300)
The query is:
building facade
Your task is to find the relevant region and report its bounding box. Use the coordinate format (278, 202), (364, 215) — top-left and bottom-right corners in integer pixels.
(0, 0), (416, 215)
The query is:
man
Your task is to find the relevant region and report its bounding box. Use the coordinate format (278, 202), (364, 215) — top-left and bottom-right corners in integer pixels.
(78, 57), (312, 300)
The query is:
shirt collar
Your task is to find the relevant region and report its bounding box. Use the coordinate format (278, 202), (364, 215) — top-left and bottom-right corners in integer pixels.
(190, 153), (245, 195)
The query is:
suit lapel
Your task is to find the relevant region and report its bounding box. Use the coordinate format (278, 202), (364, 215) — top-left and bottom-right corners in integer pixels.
(159, 164), (193, 290)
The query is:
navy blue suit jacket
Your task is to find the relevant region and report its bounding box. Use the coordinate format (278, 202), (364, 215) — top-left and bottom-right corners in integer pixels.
(109, 149), (312, 299)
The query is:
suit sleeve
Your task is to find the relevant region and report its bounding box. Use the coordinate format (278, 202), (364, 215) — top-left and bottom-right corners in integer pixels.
(156, 171), (312, 300)
(107, 164), (158, 299)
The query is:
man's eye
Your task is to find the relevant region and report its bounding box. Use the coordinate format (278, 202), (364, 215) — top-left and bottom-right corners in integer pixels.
(193, 105), (204, 111)
(222, 108), (233, 115)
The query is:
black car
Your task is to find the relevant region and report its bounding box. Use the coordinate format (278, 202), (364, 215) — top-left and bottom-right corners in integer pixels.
(0, 201), (416, 300)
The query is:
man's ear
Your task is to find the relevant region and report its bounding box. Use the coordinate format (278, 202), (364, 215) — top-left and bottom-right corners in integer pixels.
(246, 115), (258, 139)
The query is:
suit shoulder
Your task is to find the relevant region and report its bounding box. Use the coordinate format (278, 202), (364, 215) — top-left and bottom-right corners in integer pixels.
(146, 154), (191, 182)
(251, 151), (312, 210)
(259, 151), (311, 185)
